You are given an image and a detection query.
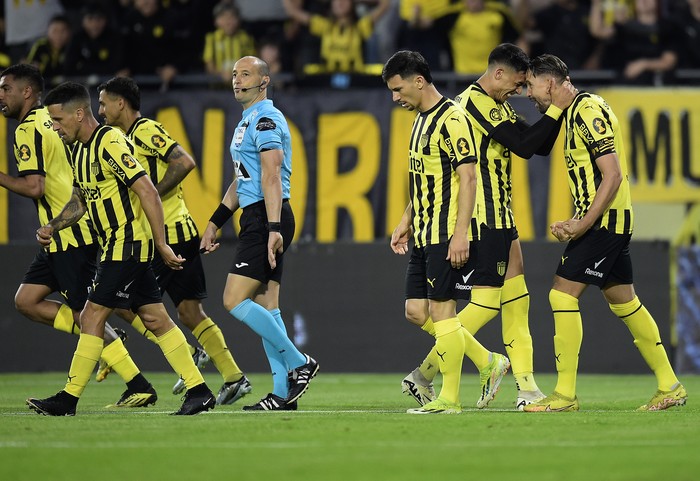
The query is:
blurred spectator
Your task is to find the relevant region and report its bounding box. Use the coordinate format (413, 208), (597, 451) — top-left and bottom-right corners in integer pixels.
(64, 3), (127, 78)
(121, 0), (181, 89)
(203, 1), (256, 82)
(396, 0), (455, 70)
(237, 0), (289, 42)
(5, 0), (63, 62)
(258, 37), (284, 76)
(25, 14), (72, 81)
(671, 0), (700, 69)
(282, 0), (390, 74)
(441, 0), (524, 75)
(530, 0), (600, 70)
(0, 17), (10, 69)
(590, 0), (680, 84)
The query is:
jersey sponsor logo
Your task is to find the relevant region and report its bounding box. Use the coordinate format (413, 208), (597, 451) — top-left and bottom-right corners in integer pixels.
(592, 118), (607, 135)
(489, 108), (502, 121)
(455, 282), (472, 291)
(409, 155), (424, 173)
(18, 144), (31, 161)
(256, 117), (276, 131)
(121, 153), (137, 169)
(151, 134), (166, 148)
(585, 267), (604, 278)
(456, 138), (470, 156)
(577, 119), (595, 143)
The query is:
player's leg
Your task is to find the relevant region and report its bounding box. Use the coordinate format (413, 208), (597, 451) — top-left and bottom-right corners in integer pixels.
(402, 299), (439, 406)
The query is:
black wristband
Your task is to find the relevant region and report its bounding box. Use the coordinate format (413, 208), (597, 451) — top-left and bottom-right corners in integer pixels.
(209, 203), (234, 229)
(268, 221), (281, 232)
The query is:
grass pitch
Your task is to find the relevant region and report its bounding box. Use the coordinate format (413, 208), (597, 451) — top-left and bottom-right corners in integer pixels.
(0, 372), (698, 481)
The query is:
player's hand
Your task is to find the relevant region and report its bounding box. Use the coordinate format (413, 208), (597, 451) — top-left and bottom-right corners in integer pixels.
(267, 232), (283, 269)
(390, 223), (412, 255)
(561, 217), (588, 241)
(199, 223), (220, 255)
(623, 59), (647, 80)
(36, 224), (54, 247)
(447, 235), (469, 268)
(158, 244), (185, 270)
(550, 221), (570, 242)
(550, 77), (578, 111)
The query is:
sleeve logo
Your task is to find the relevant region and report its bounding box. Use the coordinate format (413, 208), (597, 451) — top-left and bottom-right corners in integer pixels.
(18, 144), (32, 161)
(457, 138), (470, 156)
(151, 134), (166, 148)
(489, 108), (502, 121)
(256, 117), (277, 131)
(121, 153), (137, 169)
(592, 118), (607, 135)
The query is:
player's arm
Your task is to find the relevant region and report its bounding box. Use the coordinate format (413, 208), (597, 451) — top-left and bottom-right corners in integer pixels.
(391, 202), (413, 255)
(130, 175), (184, 269)
(562, 153), (622, 240)
(368, 0), (391, 23)
(261, 148), (284, 269)
(449, 162), (476, 268)
(282, 0), (312, 25)
(200, 178), (240, 254)
(0, 172), (45, 199)
(155, 145), (196, 197)
(36, 186), (87, 246)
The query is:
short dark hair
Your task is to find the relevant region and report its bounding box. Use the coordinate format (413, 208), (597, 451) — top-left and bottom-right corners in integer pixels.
(382, 50), (432, 84)
(0, 64), (44, 94)
(44, 81), (91, 108)
(213, 0), (239, 18)
(98, 77), (140, 110)
(487, 43), (530, 73)
(49, 14), (72, 28)
(529, 54), (569, 82)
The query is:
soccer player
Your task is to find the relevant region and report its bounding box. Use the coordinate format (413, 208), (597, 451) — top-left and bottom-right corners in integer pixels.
(384, 50), (491, 414)
(523, 54), (687, 412)
(96, 76), (253, 406)
(26, 82), (215, 416)
(200, 56), (318, 411)
(0, 64), (157, 409)
(401, 43), (577, 410)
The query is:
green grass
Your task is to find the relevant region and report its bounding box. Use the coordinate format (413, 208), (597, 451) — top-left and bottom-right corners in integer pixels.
(0, 372), (698, 481)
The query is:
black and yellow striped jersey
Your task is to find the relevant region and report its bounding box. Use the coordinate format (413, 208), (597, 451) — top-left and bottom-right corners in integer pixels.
(309, 15), (374, 73)
(125, 117), (198, 244)
(563, 92), (633, 234)
(202, 28), (255, 72)
(70, 125), (154, 262)
(14, 106), (96, 253)
(408, 96), (477, 248)
(455, 83), (517, 235)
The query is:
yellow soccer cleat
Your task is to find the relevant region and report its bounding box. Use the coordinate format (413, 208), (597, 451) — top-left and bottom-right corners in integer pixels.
(476, 353), (510, 409)
(407, 397), (462, 414)
(523, 391), (579, 412)
(638, 383), (687, 411)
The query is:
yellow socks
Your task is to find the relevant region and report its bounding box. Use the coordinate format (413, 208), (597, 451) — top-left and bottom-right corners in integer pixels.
(433, 318), (465, 404)
(64, 334), (103, 398)
(130, 315), (159, 344)
(53, 304), (80, 335)
(158, 327), (205, 390)
(610, 296), (679, 391)
(501, 275), (538, 391)
(459, 288), (501, 369)
(549, 289), (582, 399)
(417, 319), (439, 381)
(192, 318), (242, 383)
(100, 337), (140, 383)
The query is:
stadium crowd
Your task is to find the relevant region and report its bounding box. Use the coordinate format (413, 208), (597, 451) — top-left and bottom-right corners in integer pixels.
(1, 0), (699, 90)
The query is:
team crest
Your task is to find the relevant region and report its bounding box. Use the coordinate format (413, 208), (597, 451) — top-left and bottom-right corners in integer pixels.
(151, 134), (166, 148)
(496, 261), (507, 276)
(121, 153), (137, 169)
(592, 118), (606, 135)
(91, 161), (101, 176)
(18, 144), (31, 161)
(489, 108), (502, 121)
(456, 138), (470, 155)
(420, 134), (429, 148)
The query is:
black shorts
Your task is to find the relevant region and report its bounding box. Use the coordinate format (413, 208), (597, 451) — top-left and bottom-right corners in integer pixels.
(152, 236), (207, 306)
(470, 226), (513, 287)
(230, 200), (295, 284)
(556, 228), (634, 288)
(89, 258), (162, 310)
(22, 245), (99, 311)
(405, 241), (476, 301)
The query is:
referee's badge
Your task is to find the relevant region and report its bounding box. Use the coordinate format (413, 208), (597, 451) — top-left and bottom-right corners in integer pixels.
(496, 261), (507, 276)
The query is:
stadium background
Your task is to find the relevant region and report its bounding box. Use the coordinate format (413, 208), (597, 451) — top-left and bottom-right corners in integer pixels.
(1, 84), (699, 374)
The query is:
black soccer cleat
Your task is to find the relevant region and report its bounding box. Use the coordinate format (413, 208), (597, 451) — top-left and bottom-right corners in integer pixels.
(27, 390), (78, 416)
(243, 393), (297, 411)
(171, 385), (216, 415)
(110, 384), (158, 408)
(286, 354), (319, 404)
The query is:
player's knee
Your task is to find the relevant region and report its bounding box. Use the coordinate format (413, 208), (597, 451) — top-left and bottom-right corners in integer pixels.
(404, 305), (427, 327)
(549, 288), (579, 311)
(13, 291), (35, 318)
(176, 300), (206, 328)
